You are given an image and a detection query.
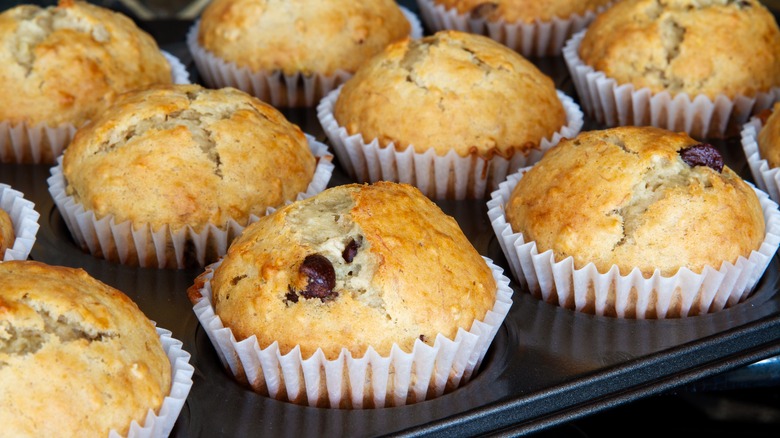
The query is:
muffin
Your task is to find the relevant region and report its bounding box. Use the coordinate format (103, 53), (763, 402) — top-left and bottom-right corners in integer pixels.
(318, 30), (582, 199)
(0, 208), (13, 255)
(0, 183), (40, 261)
(0, 0), (184, 163)
(189, 182), (513, 408)
(741, 104), (780, 202)
(488, 126), (780, 318)
(416, 0), (613, 56)
(189, 0), (422, 107)
(0, 260), (191, 437)
(48, 84), (334, 269)
(564, 0), (780, 138)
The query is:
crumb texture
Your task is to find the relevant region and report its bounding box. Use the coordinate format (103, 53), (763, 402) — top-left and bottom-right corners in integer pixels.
(434, 0), (613, 23)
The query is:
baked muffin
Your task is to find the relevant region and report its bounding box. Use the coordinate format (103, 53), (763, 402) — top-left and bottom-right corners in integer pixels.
(0, 261), (171, 436)
(189, 0), (420, 107)
(319, 30), (582, 199)
(564, 0), (780, 137)
(416, 0), (612, 56)
(741, 104), (780, 203)
(189, 182), (513, 408)
(0, 0), (175, 163)
(430, 0), (612, 23)
(49, 84), (333, 268)
(0, 183), (39, 262)
(0, 208), (13, 256)
(757, 105), (780, 168)
(488, 126), (780, 318)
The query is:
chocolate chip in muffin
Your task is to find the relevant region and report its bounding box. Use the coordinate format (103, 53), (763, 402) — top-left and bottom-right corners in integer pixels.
(470, 2), (498, 20)
(284, 286), (299, 305)
(679, 143), (723, 172)
(342, 237), (362, 263)
(299, 254), (337, 301)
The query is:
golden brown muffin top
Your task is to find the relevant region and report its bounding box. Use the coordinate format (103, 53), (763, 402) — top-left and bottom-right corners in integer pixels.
(758, 102), (780, 168)
(198, 0), (411, 76)
(0, 209), (13, 256)
(506, 126), (765, 276)
(434, 0), (612, 23)
(0, 0), (172, 127)
(333, 30), (566, 158)
(63, 84), (316, 232)
(0, 261), (170, 436)
(578, 0), (780, 99)
(198, 182), (497, 359)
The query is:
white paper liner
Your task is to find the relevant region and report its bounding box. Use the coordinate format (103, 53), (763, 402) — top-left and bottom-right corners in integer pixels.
(109, 327), (194, 438)
(416, 0), (611, 57)
(47, 135), (335, 269)
(563, 30), (780, 139)
(187, 6), (423, 107)
(0, 183), (40, 261)
(487, 167), (780, 319)
(191, 257), (512, 409)
(317, 86), (583, 199)
(0, 51), (191, 164)
(741, 116), (780, 203)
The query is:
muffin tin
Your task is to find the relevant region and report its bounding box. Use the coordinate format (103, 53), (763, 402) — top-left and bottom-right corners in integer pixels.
(2, 1), (780, 436)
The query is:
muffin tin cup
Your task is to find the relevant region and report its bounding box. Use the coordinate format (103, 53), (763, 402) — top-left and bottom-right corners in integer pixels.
(317, 86), (584, 200)
(563, 30), (780, 139)
(190, 257), (513, 409)
(0, 51), (191, 164)
(487, 167), (780, 319)
(46, 136), (334, 269)
(415, 0), (611, 57)
(113, 327), (194, 438)
(741, 116), (780, 203)
(0, 183), (40, 261)
(187, 7), (423, 108)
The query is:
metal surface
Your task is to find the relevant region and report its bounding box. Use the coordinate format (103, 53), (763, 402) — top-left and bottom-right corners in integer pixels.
(1, 1), (780, 436)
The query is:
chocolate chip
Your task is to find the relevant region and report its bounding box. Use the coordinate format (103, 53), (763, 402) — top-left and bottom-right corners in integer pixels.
(299, 254), (336, 300)
(470, 2), (498, 19)
(231, 274), (247, 286)
(284, 286), (299, 305)
(679, 143), (723, 173)
(342, 237), (361, 263)
(419, 334), (427, 343)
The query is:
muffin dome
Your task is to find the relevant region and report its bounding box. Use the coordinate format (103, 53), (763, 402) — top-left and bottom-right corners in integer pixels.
(578, 0), (780, 99)
(62, 84), (316, 233)
(204, 182), (497, 358)
(197, 0), (411, 76)
(433, 0), (612, 23)
(757, 103), (780, 168)
(0, 0), (172, 127)
(505, 126), (765, 276)
(333, 30), (566, 158)
(0, 261), (170, 436)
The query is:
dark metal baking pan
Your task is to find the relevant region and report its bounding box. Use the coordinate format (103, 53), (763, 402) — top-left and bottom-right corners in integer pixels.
(2, 0), (780, 436)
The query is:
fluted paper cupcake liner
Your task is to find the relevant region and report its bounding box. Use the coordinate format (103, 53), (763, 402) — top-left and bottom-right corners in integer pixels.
(487, 167), (780, 319)
(0, 51), (191, 164)
(47, 136), (334, 269)
(191, 257), (513, 409)
(416, 0), (611, 57)
(563, 30), (780, 139)
(317, 86), (583, 199)
(110, 327), (194, 438)
(187, 7), (423, 107)
(0, 183), (40, 261)
(741, 117), (780, 203)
